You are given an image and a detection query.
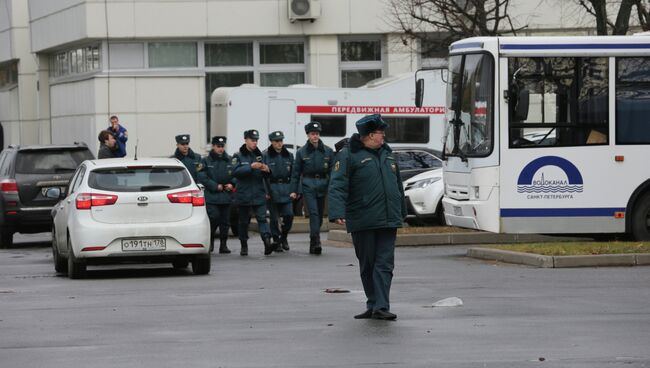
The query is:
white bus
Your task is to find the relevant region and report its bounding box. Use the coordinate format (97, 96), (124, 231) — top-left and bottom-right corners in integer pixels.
(419, 36), (650, 240)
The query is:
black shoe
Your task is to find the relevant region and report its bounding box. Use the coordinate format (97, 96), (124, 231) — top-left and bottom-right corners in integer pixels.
(280, 233), (290, 251)
(309, 237), (321, 255)
(272, 237), (283, 252)
(354, 310), (373, 319)
(263, 236), (274, 255)
(219, 239), (231, 254)
(240, 241), (248, 256)
(372, 310), (397, 321)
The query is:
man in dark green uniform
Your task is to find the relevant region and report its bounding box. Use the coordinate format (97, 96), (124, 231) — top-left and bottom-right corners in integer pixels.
(172, 134), (202, 182)
(263, 131), (294, 251)
(328, 114), (406, 321)
(198, 136), (234, 254)
(232, 129), (275, 256)
(290, 122), (334, 255)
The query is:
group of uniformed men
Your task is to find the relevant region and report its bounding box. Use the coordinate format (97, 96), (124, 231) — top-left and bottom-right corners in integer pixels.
(174, 114), (405, 320)
(172, 121), (333, 257)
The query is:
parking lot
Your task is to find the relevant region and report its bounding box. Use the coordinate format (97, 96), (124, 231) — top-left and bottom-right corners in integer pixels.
(1, 232), (649, 368)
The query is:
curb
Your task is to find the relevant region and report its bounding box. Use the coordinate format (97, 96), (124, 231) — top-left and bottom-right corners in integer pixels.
(327, 229), (589, 247)
(467, 247), (650, 268)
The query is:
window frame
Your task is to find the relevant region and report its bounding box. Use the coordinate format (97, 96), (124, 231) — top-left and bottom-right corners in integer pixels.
(615, 56), (650, 145)
(507, 56), (610, 149)
(339, 35), (385, 87)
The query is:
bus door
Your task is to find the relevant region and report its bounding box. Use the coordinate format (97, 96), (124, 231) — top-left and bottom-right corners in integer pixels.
(499, 53), (620, 234)
(268, 99), (297, 152)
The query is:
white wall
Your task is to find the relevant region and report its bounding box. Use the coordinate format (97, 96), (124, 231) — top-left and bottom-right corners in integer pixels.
(50, 75), (206, 158)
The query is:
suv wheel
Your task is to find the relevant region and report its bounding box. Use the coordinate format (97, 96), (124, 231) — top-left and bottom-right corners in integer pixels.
(0, 226), (14, 248)
(52, 229), (67, 273)
(67, 237), (86, 279)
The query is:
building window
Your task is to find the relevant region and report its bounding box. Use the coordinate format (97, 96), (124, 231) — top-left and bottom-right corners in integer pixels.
(260, 43), (304, 64)
(204, 39), (307, 141)
(310, 115), (346, 137)
(0, 61), (18, 89)
(109, 43), (145, 69)
(616, 57), (650, 144)
(49, 45), (101, 78)
(148, 42), (197, 68)
(340, 37), (383, 87)
(420, 37), (448, 68)
(382, 116), (430, 143)
(205, 43), (253, 67)
(261, 72), (304, 87)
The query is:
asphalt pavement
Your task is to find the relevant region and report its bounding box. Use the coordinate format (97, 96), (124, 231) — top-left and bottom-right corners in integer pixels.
(0, 232), (649, 368)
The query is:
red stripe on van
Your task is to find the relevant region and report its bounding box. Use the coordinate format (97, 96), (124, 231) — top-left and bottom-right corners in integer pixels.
(296, 106), (446, 114)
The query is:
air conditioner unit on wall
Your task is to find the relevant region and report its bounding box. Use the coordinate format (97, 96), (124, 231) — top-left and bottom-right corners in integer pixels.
(288, 0), (321, 23)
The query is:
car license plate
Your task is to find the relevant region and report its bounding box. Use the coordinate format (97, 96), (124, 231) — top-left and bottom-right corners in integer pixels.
(453, 206), (462, 216)
(121, 238), (166, 251)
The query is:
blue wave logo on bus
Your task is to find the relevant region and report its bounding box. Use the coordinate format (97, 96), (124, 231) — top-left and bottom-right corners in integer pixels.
(517, 156), (583, 193)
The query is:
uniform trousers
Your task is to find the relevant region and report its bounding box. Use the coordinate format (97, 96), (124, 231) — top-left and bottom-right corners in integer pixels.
(206, 204), (230, 246)
(268, 201), (293, 240)
(351, 227), (397, 312)
(303, 193), (325, 238)
(238, 204), (270, 241)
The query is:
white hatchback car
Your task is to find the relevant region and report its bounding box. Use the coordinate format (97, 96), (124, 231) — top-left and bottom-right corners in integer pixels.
(403, 168), (445, 226)
(48, 158), (211, 279)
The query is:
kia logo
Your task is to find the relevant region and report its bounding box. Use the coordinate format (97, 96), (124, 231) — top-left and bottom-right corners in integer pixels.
(137, 196), (148, 202)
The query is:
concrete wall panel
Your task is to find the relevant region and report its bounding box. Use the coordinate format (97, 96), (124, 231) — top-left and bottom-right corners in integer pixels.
(51, 114), (96, 147)
(135, 2), (207, 38)
(30, 2), (86, 52)
(0, 88), (20, 121)
(50, 78), (96, 116)
(207, 0), (280, 36)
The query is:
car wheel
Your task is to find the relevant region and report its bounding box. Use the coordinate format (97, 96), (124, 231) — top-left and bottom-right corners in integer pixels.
(52, 228), (67, 273)
(435, 202), (446, 225)
(67, 236), (86, 279)
(172, 258), (189, 269)
(632, 192), (650, 240)
(0, 226), (14, 248)
(192, 254), (211, 275)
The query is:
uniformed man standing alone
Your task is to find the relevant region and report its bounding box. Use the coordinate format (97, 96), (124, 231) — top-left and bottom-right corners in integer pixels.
(172, 134), (202, 182)
(328, 114), (406, 321)
(290, 122), (334, 255)
(232, 130), (275, 256)
(263, 131), (294, 251)
(198, 136), (234, 254)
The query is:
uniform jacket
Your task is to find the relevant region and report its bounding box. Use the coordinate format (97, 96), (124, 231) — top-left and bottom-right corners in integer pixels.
(231, 144), (268, 206)
(198, 150), (234, 205)
(263, 146), (294, 204)
(97, 144), (117, 159)
(108, 124), (128, 157)
(173, 148), (202, 182)
(328, 133), (406, 233)
(290, 140), (334, 197)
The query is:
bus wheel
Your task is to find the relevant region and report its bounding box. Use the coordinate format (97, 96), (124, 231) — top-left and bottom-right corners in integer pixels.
(632, 192), (650, 240)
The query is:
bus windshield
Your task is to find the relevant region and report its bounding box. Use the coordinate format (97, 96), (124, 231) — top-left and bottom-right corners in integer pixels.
(444, 53), (494, 158)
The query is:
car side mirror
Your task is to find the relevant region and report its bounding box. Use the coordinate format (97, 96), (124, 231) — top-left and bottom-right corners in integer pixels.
(45, 187), (62, 199)
(415, 78), (424, 108)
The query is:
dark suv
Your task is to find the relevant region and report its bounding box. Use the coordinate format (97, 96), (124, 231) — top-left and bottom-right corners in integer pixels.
(0, 143), (94, 247)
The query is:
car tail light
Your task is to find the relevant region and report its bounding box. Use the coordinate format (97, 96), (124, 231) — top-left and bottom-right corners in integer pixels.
(167, 190), (205, 207)
(76, 193), (118, 210)
(0, 179), (18, 194)
(181, 244), (204, 248)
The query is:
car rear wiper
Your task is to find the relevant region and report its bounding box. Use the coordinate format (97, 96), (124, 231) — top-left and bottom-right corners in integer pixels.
(140, 185), (171, 191)
(53, 167), (76, 172)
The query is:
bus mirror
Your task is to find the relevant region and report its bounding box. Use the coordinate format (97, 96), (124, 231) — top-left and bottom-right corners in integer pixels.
(514, 89), (530, 122)
(415, 79), (424, 108)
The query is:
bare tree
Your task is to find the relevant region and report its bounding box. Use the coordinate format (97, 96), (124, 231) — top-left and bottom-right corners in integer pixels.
(388, 0), (527, 55)
(575, 0), (649, 34)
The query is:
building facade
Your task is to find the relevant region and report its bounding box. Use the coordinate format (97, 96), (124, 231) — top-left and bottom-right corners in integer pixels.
(0, 0), (607, 156)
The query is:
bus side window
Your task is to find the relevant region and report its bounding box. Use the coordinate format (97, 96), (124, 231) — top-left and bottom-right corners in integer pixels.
(508, 57), (609, 148)
(616, 57), (650, 144)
